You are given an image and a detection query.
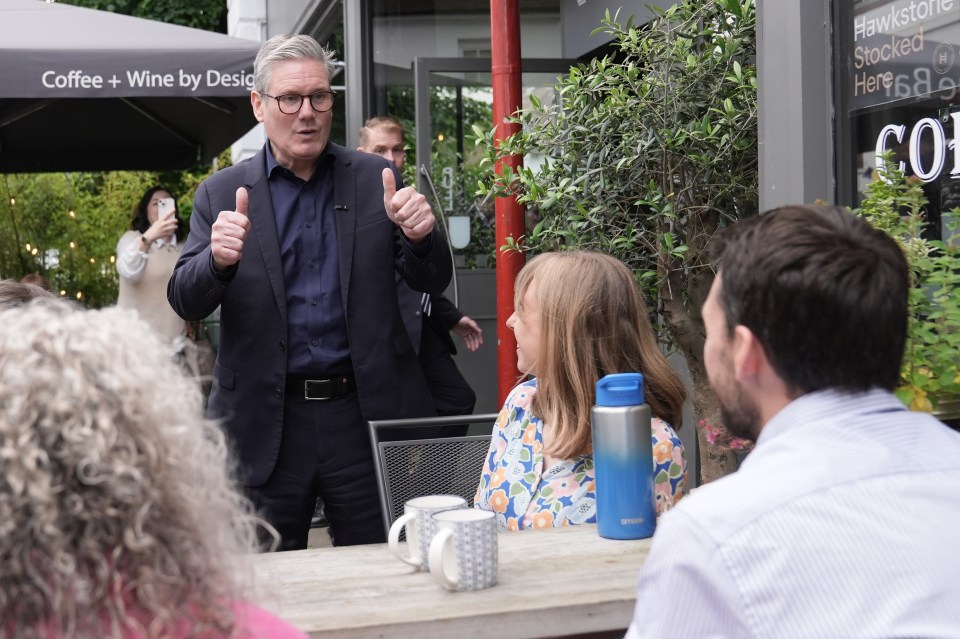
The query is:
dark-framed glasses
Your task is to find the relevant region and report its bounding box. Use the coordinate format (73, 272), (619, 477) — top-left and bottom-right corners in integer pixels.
(260, 90), (337, 114)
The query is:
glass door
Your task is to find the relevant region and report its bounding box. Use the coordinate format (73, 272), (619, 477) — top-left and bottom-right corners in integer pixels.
(413, 58), (574, 269)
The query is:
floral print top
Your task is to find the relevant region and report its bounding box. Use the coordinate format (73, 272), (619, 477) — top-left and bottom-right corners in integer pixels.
(474, 378), (687, 531)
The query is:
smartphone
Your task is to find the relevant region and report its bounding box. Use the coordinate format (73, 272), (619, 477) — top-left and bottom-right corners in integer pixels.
(157, 197), (175, 219)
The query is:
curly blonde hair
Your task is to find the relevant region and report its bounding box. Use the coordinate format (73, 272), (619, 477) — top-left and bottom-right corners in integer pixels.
(0, 300), (269, 638)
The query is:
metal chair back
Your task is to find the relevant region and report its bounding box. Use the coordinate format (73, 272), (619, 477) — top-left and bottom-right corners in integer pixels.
(367, 413), (498, 537)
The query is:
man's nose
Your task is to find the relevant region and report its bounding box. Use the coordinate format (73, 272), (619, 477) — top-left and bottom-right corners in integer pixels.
(297, 99), (315, 117)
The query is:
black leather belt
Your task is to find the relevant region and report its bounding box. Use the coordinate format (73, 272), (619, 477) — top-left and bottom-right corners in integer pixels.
(286, 374), (355, 401)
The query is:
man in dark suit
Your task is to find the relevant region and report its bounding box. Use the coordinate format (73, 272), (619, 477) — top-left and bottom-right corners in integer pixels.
(395, 286), (478, 416)
(358, 115), (482, 417)
(167, 34), (451, 550)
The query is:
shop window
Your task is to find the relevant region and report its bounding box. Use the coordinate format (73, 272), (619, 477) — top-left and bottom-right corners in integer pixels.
(837, 0), (960, 240)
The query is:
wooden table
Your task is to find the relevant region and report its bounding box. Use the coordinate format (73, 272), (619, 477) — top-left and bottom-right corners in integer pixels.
(250, 524), (651, 639)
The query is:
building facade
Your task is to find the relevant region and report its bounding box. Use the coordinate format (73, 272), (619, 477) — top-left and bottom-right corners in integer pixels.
(223, 0), (959, 479)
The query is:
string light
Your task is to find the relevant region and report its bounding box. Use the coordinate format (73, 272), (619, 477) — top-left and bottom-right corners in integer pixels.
(437, 133), (445, 142)
(8, 192), (111, 303)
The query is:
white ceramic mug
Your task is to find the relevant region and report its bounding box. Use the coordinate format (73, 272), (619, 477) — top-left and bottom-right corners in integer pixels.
(388, 494), (467, 570)
(428, 509), (498, 591)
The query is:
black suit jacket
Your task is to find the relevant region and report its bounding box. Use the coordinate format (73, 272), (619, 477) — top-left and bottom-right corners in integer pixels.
(397, 283), (461, 356)
(168, 143), (452, 486)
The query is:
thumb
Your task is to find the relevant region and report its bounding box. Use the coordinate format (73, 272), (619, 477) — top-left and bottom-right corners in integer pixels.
(382, 168), (397, 204)
(235, 187), (249, 217)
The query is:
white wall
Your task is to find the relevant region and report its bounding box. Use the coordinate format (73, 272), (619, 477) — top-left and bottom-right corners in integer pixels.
(372, 13), (561, 68)
(227, 0), (267, 163)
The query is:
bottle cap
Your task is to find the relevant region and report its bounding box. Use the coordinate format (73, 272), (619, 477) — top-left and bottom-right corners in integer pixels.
(595, 372), (645, 406)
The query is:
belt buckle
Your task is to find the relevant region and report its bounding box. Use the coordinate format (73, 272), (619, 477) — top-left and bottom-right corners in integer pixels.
(304, 378), (334, 401)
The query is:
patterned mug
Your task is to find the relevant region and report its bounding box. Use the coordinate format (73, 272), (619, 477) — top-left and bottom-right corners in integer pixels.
(388, 494), (467, 571)
(428, 509), (498, 591)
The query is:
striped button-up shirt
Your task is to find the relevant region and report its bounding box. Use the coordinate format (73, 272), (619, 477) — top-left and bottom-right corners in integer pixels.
(626, 389), (960, 638)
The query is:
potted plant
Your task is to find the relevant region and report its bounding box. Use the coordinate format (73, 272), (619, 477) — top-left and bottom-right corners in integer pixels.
(856, 158), (960, 425)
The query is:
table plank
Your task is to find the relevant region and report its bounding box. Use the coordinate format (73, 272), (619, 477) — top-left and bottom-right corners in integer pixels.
(251, 524), (650, 639)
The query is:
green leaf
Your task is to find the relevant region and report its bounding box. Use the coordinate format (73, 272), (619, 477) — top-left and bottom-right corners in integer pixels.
(662, 232), (675, 250)
(469, 0), (759, 414)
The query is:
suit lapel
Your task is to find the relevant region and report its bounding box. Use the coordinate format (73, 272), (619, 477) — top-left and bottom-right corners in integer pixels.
(244, 152), (287, 323)
(332, 145), (356, 314)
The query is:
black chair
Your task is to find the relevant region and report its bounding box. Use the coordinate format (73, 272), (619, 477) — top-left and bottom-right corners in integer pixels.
(367, 413), (499, 538)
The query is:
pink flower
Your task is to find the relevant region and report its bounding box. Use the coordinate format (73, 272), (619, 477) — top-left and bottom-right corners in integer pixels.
(654, 481), (675, 512)
(512, 388), (535, 411)
(548, 477), (579, 499)
(698, 418), (755, 453)
(671, 445), (685, 468)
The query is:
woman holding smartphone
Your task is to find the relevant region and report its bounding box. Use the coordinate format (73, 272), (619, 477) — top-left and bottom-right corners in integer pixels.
(116, 185), (186, 347)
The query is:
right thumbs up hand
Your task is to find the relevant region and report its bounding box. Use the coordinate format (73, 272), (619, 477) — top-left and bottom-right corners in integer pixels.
(211, 187), (251, 271)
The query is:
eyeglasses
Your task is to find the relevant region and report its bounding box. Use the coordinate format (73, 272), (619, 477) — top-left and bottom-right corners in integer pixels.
(259, 90), (337, 114)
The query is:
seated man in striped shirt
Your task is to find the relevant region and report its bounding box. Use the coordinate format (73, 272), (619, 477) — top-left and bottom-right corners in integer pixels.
(627, 205), (960, 638)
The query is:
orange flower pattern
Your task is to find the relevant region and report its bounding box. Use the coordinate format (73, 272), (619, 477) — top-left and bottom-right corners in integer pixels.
(474, 379), (687, 531)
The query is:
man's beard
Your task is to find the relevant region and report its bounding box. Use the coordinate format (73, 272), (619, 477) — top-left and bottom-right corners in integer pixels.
(717, 381), (761, 444)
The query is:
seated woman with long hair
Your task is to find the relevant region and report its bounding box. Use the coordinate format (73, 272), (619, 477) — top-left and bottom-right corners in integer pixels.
(475, 251), (687, 531)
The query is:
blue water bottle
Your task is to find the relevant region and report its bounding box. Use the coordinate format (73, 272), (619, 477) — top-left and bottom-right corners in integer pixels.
(591, 373), (656, 540)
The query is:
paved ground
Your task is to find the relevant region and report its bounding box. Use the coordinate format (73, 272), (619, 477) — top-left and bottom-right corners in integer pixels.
(307, 526), (333, 548)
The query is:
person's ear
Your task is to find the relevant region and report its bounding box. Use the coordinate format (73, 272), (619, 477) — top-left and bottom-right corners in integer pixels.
(731, 325), (768, 382)
(251, 92), (265, 123)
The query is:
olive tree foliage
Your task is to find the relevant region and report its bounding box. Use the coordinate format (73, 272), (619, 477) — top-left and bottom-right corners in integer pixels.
(58, 0), (225, 32)
(477, 0), (758, 482)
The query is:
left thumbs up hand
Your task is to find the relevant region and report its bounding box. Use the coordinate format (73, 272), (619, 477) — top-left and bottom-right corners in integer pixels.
(383, 168), (436, 243)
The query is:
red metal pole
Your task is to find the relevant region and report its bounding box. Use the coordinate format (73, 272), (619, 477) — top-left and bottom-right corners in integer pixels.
(490, 0), (524, 405)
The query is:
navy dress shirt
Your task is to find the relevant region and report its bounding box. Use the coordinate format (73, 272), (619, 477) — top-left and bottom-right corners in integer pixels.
(266, 144), (351, 375)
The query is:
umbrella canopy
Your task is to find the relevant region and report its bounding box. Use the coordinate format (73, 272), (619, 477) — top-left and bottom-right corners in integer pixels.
(0, 0), (261, 173)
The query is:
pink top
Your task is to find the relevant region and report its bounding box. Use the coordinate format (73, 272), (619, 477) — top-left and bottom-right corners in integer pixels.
(229, 601), (307, 639)
(28, 600), (307, 638)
